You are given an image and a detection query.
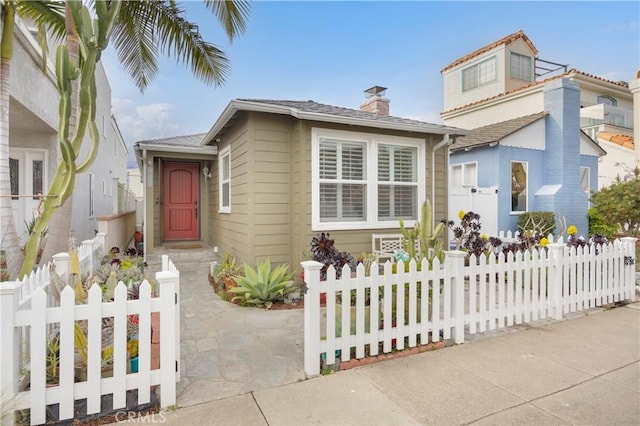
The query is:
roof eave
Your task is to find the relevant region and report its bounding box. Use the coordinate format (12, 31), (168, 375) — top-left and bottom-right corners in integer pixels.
(201, 100), (470, 144)
(134, 142), (218, 156)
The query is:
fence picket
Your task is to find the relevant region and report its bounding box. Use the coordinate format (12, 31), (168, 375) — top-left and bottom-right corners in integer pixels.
(325, 270), (336, 366)
(113, 283), (128, 409)
(30, 288), (47, 425)
(138, 280), (152, 405)
(396, 262), (406, 350)
(419, 259), (429, 345)
(369, 263), (380, 356)
(382, 261), (393, 352)
(431, 258), (442, 343)
(59, 287), (75, 420)
(469, 255), (478, 335)
(442, 258), (451, 341)
(338, 267), (351, 361)
(355, 264), (366, 359)
(86, 284), (103, 415)
(407, 260), (418, 348)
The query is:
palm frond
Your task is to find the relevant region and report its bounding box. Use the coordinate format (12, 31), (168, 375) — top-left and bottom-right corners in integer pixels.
(15, 0), (65, 41)
(204, 0), (250, 40)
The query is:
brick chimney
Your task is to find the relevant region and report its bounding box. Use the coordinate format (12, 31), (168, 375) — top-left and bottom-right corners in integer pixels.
(360, 86), (389, 116)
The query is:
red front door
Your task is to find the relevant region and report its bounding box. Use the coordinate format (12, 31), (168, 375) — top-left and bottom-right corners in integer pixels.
(162, 162), (199, 241)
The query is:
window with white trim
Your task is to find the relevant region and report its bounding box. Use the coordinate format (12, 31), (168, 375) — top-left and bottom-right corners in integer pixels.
(510, 52), (533, 82)
(580, 166), (590, 195)
(312, 128), (425, 230)
(462, 56), (496, 91)
(219, 145), (231, 213)
(450, 162), (477, 189)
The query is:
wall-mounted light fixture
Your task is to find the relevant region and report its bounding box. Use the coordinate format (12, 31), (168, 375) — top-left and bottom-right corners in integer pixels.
(202, 165), (212, 180)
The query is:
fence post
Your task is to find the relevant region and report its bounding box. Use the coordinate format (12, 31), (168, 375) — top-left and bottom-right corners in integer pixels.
(620, 237), (638, 302)
(53, 252), (70, 281)
(548, 243), (566, 320)
(445, 250), (467, 344)
(159, 255), (181, 381)
(155, 270), (178, 409)
(0, 281), (23, 425)
(301, 260), (323, 377)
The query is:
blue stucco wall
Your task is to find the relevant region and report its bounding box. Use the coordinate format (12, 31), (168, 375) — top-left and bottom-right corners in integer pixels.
(449, 79), (598, 238)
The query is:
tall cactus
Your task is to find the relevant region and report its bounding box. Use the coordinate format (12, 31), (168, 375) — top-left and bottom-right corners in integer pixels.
(19, 1), (120, 278)
(399, 199), (446, 267)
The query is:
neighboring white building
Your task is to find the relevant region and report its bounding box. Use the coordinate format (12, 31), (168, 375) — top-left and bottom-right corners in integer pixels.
(5, 16), (128, 255)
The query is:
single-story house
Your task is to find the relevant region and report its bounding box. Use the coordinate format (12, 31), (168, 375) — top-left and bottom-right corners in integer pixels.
(134, 87), (469, 270)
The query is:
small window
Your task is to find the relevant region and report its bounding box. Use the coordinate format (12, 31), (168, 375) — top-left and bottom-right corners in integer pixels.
(511, 162), (527, 213)
(462, 57), (496, 91)
(10, 158), (19, 200)
(510, 52), (533, 82)
(450, 162), (477, 189)
(219, 146), (231, 213)
(580, 167), (590, 196)
(102, 179), (107, 195)
(596, 95), (617, 107)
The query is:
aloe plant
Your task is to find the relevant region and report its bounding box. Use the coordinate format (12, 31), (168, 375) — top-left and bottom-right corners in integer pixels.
(227, 259), (295, 308)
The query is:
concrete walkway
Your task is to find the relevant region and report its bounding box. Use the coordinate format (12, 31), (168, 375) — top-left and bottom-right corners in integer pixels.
(147, 248), (305, 407)
(139, 248), (639, 425)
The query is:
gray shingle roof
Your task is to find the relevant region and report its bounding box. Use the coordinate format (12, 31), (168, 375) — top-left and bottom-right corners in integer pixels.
(135, 133), (206, 147)
(450, 112), (547, 151)
(237, 99), (460, 132)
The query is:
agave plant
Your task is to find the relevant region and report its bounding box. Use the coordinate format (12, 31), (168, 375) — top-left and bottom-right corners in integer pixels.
(227, 259), (294, 308)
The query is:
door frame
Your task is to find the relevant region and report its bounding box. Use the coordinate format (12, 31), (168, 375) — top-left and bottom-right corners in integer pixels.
(161, 161), (201, 241)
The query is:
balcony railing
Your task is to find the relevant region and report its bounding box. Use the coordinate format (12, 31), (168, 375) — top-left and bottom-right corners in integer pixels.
(580, 104), (634, 130)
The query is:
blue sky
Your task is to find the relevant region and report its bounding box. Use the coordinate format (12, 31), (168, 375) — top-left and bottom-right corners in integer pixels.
(100, 1), (640, 167)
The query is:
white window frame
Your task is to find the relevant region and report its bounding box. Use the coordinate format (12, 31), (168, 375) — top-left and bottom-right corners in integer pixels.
(580, 166), (590, 199)
(311, 128), (425, 231)
(510, 161), (528, 214)
(510, 52), (533, 82)
(218, 145), (231, 213)
(462, 56), (496, 92)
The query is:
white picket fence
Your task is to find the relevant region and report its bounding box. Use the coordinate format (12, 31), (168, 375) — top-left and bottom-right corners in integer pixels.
(0, 236), (180, 425)
(302, 237), (638, 376)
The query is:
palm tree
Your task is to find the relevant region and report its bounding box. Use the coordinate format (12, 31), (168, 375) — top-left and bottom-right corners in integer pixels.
(0, 1), (65, 279)
(19, 0), (250, 277)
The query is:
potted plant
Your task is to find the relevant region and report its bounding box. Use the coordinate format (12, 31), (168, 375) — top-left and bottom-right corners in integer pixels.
(128, 339), (139, 373)
(212, 248), (245, 293)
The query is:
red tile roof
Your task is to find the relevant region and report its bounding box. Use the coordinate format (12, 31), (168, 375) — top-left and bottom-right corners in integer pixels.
(441, 30), (537, 73)
(598, 132), (635, 149)
(441, 69), (630, 116)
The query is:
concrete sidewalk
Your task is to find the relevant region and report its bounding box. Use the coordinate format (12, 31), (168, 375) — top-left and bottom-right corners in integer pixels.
(154, 302), (639, 426)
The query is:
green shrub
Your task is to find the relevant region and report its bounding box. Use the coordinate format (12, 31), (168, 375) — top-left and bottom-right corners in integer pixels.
(227, 259), (294, 308)
(517, 212), (556, 237)
(587, 208), (617, 239)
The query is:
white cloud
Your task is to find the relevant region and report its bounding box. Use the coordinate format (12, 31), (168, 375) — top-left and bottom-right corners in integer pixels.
(112, 99), (181, 167)
(113, 99), (180, 142)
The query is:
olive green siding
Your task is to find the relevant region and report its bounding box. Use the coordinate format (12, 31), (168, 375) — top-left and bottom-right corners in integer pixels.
(209, 113), (450, 274)
(210, 114), (251, 262)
